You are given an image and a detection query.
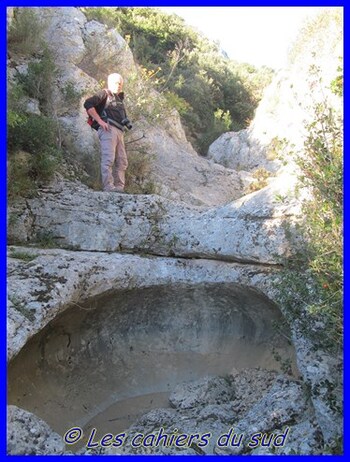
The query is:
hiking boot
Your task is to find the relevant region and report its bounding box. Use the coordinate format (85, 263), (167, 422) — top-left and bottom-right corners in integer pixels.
(105, 187), (126, 193)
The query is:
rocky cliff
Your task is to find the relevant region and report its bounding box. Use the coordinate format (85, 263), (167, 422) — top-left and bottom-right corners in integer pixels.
(207, 9), (343, 173)
(7, 7), (245, 207)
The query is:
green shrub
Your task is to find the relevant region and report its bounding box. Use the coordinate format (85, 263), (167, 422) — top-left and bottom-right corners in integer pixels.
(125, 142), (158, 194)
(15, 47), (57, 114)
(7, 151), (36, 198)
(7, 83), (28, 127)
(7, 78), (62, 199)
(126, 68), (171, 126)
(247, 168), (271, 193)
(35, 230), (57, 248)
(8, 8), (45, 56)
(33, 148), (61, 182)
(9, 250), (38, 262)
(266, 137), (288, 161)
(274, 67), (343, 353)
(62, 81), (85, 108)
(196, 108), (233, 154)
(163, 90), (190, 116)
(8, 113), (57, 153)
(8, 114), (62, 199)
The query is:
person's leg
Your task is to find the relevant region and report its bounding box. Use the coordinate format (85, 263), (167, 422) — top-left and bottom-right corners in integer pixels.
(99, 127), (118, 191)
(114, 129), (128, 191)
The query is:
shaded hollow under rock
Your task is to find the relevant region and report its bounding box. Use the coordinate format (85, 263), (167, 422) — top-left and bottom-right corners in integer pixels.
(8, 283), (298, 446)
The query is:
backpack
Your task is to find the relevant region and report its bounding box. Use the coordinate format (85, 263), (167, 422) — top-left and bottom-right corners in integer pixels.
(86, 90), (112, 131)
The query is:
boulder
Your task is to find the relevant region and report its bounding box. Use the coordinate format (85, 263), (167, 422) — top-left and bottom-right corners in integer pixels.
(142, 124), (245, 205)
(169, 376), (234, 410)
(7, 405), (65, 455)
(208, 129), (279, 173)
(215, 375), (315, 455)
(250, 420), (323, 455)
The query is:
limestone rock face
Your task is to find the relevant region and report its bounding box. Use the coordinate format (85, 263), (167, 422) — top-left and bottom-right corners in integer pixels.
(7, 246), (276, 362)
(169, 376), (235, 410)
(207, 129), (279, 173)
(35, 7), (88, 65)
(26, 7), (137, 176)
(7, 405), (65, 455)
(81, 19), (135, 78)
(215, 375), (315, 455)
(96, 371), (322, 456)
(7, 8), (15, 31)
(291, 333), (343, 445)
(7, 243), (342, 450)
(15, 6), (246, 206)
(7, 174), (305, 263)
(249, 420), (324, 455)
(208, 10), (343, 172)
(143, 125), (245, 205)
(7, 7), (343, 455)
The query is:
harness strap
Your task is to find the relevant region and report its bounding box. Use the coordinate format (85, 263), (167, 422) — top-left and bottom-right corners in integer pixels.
(107, 118), (126, 132)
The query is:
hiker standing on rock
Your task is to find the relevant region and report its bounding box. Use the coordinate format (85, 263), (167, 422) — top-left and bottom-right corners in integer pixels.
(84, 73), (132, 193)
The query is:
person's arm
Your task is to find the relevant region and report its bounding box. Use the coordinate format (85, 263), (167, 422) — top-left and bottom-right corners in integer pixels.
(86, 107), (109, 131)
(84, 91), (109, 131)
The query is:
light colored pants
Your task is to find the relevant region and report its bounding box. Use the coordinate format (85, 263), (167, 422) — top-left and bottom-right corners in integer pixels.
(98, 125), (128, 191)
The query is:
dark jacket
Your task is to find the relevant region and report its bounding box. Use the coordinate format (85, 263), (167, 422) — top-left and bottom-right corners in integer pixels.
(84, 89), (128, 128)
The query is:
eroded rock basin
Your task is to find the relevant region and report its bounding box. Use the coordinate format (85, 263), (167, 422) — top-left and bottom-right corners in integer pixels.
(8, 283), (297, 448)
